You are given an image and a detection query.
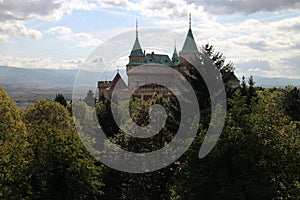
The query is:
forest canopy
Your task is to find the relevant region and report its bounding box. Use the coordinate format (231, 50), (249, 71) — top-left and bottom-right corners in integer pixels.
(0, 45), (299, 199)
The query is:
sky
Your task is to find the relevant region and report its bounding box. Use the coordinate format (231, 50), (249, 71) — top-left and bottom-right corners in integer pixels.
(0, 0), (300, 79)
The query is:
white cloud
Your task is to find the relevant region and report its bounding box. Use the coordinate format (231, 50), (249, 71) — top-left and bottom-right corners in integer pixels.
(0, 34), (9, 43)
(0, 55), (84, 69)
(58, 59), (84, 69)
(97, 0), (300, 18)
(0, 0), (62, 21)
(98, 0), (135, 10)
(140, 0), (213, 22)
(96, 0), (212, 22)
(185, 15), (300, 78)
(46, 26), (73, 36)
(0, 21), (42, 40)
(0, 0), (97, 41)
(0, 0), (97, 22)
(50, 0), (98, 21)
(187, 0), (300, 15)
(0, 0), (299, 79)
(45, 26), (102, 47)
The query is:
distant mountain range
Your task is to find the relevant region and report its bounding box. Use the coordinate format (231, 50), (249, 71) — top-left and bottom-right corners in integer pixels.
(0, 65), (299, 92)
(0, 66), (92, 89)
(251, 76), (300, 88)
(0, 66), (126, 104)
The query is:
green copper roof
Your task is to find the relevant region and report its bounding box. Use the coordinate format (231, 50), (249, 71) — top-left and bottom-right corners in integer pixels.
(145, 53), (173, 66)
(181, 28), (198, 54)
(130, 19), (144, 57)
(130, 38), (144, 57)
(181, 14), (198, 54)
(127, 61), (144, 66)
(172, 46), (179, 65)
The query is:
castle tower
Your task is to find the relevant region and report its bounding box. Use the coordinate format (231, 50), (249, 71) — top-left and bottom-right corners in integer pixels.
(180, 13), (199, 55)
(126, 19), (145, 73)
(172, 41), (179, 65)
(178, 13), (199, 72)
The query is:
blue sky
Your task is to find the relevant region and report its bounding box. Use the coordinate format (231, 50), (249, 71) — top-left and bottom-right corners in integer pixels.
(0, 0), (300, 79)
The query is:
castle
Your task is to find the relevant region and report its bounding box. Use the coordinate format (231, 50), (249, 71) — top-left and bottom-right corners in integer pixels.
(98, 14), (239, 100)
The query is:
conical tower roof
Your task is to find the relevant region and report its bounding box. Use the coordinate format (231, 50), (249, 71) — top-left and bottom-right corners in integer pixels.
(172, 43), (179, 65)
(130, 19), (144, 57)
(181, 13), (198, 54)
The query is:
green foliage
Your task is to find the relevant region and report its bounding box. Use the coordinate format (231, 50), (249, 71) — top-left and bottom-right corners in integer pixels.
(183, 44), (238, 129)
(84, 89), (95, 107)
(54, 93), (67, 107)
(248, 75), (257, 102)
(202, 44), (234, 76)
(22, 100), (104, 199)
(1, 43), (299, 199)
(96, 99), (119, 137)
(240, 76), (247, 96)
(171, 90), (300, 199)
(282, 86), (300, 121)
(250, 91), (300, 199)
(99, 95), (180, 199)
(119, 168), (175, 200)
(239, 75), (258, 105)
(202, 43), (237, 96)
(0, 87), (32, 200)
(108, 95), (180, 153)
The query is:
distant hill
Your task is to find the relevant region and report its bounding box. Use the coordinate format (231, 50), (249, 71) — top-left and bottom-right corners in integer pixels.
(1, 65), (299, 103)
(0, 66), (88, 89)
(0, 65), (128, 89)
(253, 76), (300, 88)
(1, 66), (299, 89)
(0, 66), (126, 105)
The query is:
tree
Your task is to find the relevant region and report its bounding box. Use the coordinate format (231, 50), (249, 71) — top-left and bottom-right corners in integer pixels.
(22, 100), (104, 199)
(171, 92), (264, 199)
(171, 90), (300, 199)
(247, 75), (257, 103)
(0, 87), (32, 199)
(98, 96), (180, 199)
(283, 86), (300, 121)
(96, 99), (120, 137)
(54, 93), (67, 107)
(250, 90), (300, 199)
(181, 43), (237, 129)
(202, 43), (236, 91)
(240, 75), (247, 96)
(84, 89), (96, 107)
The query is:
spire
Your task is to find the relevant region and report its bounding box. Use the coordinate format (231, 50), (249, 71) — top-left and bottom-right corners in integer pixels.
(130, 18), (144, 57)
(136, 18), (138, 39)
(189, 13), (191, 30)
(181, 13), (198, 54)
(172, 41), (179, 65)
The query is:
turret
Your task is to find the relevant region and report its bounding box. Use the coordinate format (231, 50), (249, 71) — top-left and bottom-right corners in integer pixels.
(180, 13), (199, 54)
(127, 19), (145, 72)
(172, 42), (179, 65)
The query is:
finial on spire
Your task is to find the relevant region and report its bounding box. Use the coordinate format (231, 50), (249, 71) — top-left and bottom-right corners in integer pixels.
(136, 18), (138, 39)
(174, 39), (177, 51)
(189, 13), (191, 30)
